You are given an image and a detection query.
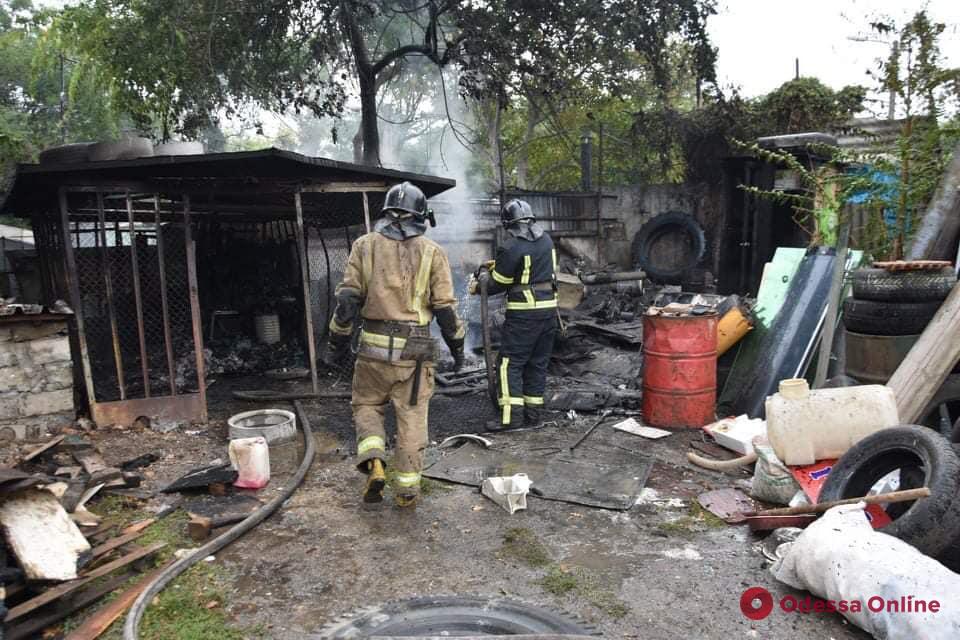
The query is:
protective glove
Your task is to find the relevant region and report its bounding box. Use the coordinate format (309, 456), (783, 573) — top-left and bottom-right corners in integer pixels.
(468, 274), (479, 295)
(322, 332), (350, 368)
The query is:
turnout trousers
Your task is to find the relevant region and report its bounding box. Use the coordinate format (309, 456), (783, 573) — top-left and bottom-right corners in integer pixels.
(496, 312), (558, 427)
(352, 356), (435, 497)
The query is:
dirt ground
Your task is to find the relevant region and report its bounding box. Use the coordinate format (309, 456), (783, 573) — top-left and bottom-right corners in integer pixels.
(70, 375), (870, 639)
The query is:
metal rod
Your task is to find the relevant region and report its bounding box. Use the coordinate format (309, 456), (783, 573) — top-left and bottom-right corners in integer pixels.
(753, 487), (930, 517)
(361, 191), (371, 233)
(126, 194), (151, 398)
(183, 195), (208, 423)
(318, 229), (333, 338)
(58, 189), (98, 413)
(295, 191), (320, 394)
(96, 191), (126, 401)
(154, 196), (177, 396)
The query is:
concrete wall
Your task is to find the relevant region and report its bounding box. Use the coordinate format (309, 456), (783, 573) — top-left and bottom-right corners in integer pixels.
(599, 183), (725, 282)
(0, 320), (74, 440)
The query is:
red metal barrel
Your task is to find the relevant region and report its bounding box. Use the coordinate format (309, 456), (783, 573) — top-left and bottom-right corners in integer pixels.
(642, 312), (718, 428)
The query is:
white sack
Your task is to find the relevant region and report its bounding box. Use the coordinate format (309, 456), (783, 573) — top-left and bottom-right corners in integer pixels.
(772, 503), (960, 639)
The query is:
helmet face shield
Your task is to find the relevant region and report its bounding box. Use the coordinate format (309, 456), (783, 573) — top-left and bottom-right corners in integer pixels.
(500, 199), (535, 227)
(382, 181), (427, 219)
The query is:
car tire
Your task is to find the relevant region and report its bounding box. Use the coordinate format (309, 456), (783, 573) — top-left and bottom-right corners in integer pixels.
(317, 596), (599, 637)
(842, 298), (941, 335)
(819, 425), (960, 558)
(852, 267), (956, 303)
(631, 211), (706, 284)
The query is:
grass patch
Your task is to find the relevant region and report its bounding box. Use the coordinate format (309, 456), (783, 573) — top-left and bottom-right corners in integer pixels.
(536, 566), (629, 619)
(538, 565), (579, 595)
(498, 527), (552, 568)
(60, 497), (263, 640)
(657, 501), (726, 536)
(688, 500), (727, 528)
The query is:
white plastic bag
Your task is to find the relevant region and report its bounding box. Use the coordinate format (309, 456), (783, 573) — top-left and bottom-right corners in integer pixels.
(481, 473), (533, 514)
(229, 436), (270, 489)
(773, 504), (960, 639)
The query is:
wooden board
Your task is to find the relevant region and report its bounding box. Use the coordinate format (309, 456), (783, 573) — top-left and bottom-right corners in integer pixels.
(90, 529), (147, 561)
(20, 435), (65, 463)
(888, 282), (960, 422)
(64, 561), (174, 640)
(0, 488), (91, 581)
(6, 573), (133, 640)
(5, 541), (166, 621)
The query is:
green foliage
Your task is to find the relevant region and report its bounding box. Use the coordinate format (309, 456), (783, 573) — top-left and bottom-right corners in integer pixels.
(735, 140), (873, 246)
(58, 0), (717, 164)
(757, 78), (866, 134)
(0, 0), (123, 170)
(864, 10), (960, 256)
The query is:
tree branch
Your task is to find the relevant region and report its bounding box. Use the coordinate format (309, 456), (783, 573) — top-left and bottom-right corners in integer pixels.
(371, 43), (433, 75)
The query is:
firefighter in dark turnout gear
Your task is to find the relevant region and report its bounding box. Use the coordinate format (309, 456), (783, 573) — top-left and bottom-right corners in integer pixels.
(476, 199), (558, 429)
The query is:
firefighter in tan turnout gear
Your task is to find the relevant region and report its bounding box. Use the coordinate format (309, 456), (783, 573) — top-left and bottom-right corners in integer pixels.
(324, 182), (465, 508)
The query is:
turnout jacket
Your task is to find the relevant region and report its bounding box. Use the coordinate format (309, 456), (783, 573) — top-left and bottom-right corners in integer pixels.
(487, 233), (558, 314)
(329, 232), (465, 361)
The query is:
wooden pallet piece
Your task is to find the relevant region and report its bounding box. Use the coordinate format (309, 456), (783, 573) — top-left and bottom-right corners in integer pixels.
(6, 573), (133, 640)
(5, 541), (165, 622)
(64, 560), (175, 640)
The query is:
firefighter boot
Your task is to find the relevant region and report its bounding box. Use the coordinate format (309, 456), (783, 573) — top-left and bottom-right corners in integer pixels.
(524, 405), (545, 427)
(395, 493), (419, 509)
(363, 459), (386, 503)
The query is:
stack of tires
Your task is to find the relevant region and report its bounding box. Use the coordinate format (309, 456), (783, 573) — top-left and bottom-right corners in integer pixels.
(843, 266), (956, 338)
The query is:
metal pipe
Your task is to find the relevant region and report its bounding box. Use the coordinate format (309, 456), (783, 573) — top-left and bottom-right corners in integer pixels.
(579, 271), (645, 285)
(295, 191), (320, 394)
(126, 195), (151, 397)
(183, 196), (208, 422)
(58, 190), (98, 411)
(154, 196), (177, 396)
(96, 191), (127, 401)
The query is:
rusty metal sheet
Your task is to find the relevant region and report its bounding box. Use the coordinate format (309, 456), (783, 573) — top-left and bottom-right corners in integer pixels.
(697, 489), (756, 523)
(90, 394), (203, 427)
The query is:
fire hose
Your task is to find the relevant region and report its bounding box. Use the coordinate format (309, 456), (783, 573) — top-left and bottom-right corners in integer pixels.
(479, 270), (499, 411)
(122, 400), (316, 640)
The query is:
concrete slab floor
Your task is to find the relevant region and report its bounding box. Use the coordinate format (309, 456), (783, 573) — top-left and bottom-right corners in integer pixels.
(79, 381), (869, 639)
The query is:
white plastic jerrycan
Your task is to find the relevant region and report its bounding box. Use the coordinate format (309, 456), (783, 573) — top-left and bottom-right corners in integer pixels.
(765, 378), (900, 466)
(229, 436), (270, 489)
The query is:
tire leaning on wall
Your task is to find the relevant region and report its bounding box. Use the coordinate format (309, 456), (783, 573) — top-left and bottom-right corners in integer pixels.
(630, 211), (706, 284)
(851, 267), (956, 303)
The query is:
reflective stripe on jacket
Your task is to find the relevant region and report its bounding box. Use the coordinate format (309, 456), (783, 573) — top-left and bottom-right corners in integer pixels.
(487, 232), (557, 312)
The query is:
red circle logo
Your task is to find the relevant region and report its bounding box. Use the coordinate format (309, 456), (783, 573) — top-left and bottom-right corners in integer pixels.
(740, 587), (774, 620)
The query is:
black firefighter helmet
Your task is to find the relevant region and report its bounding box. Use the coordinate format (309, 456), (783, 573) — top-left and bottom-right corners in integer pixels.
(382, 181), (435, 226)
(500, 199), (535, 227)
